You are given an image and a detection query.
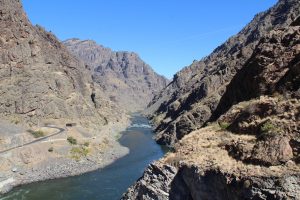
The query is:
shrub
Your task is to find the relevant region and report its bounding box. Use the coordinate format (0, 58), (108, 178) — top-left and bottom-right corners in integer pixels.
(11, 119), (20, 125)
(259, 120), (281, 139)
(219, 122), (230, 130)
(67, 136), (77, 145)
(83, 142), (90, 147)
(48, 147), (54, 152)
(70, 147), (89, 161)
(260, 121), (276, 133)
(28, 130), (45, 138)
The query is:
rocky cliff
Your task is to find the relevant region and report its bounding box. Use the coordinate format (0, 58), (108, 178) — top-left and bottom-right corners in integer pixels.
(63, 39), (169, 112)
(146, 0), (300, 146)
(0, 0), (132, 193)
(0, 0), (124, 127)
(123, 0), (300, 199)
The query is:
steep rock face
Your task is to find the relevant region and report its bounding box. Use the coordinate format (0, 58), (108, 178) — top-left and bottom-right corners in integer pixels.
(63, 39), (169, 112)
(146, 0), (300, 145)
(211, 24), (300, 121)
(121, 162), (177, 200)
(0, 0), (121, 126)
(123, 1), (300, 199)
(123, 126), (300, 200)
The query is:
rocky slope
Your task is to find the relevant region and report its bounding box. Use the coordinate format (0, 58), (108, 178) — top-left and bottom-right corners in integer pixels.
(0, 0), (131, 194)
(146, 0), (300, 146)
(0, 0), (126, 128)
(63, 39), (169, 112)
(123, 125), (300, 200)
(123, 0), (300, 199)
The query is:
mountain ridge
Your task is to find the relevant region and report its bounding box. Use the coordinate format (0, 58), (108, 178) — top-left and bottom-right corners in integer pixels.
(146, 0), (300, 145)
(63, 38), (169, 112)
(122, 0), (300, 199)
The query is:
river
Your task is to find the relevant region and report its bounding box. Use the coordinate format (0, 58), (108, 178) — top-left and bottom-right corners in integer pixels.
(0, 114), (166, 200)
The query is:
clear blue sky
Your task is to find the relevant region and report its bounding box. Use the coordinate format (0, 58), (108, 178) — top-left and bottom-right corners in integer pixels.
(22, 0), (277, 79)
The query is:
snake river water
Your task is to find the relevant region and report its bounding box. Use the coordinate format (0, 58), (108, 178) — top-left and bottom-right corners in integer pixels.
(0, 114), (167, 200)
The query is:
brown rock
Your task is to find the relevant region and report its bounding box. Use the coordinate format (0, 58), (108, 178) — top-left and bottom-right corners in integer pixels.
(251, 136), (294, 166)
(63, 39), (169, 112)
(0, 0), (125, 127)
(145, 0), (300, 146)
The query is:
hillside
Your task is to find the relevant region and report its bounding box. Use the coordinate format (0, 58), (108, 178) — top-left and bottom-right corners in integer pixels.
(0, 0), (127, 127)
(146, 0), (300, 146)
(63, 39), (169, 112)
(123, 0), (300, 199)
(0, 0), (130, 193)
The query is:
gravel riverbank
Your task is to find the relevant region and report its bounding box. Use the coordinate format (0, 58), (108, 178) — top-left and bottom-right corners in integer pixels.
(0, 119), (130, 195)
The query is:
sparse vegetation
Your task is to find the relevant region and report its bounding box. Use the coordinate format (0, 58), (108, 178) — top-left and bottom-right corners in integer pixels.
(67, 136), (77, 145)
(260, 121), (277, 133)
(259, 120), (281, 139)
(219, 122), (230, 130)
(114, 134), (121, 140)
(70, 146), (89, 161)
(11, 118), (20, 125)
(83, 142), (90, 147)
(28, 129), (45, 138)
(152, 115), (164, 126)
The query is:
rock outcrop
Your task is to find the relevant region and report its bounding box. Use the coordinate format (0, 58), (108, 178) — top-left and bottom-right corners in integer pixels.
(0, 0), (124, 127)
(123, 125), (300, 200)
(146, 0), (300, 146)
(63, 39), (169, 112)
(123, 0), (300, 199)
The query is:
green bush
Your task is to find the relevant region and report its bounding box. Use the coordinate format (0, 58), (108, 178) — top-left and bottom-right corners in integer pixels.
(28, 130), (45, 138)
(259, 121), (281, 139)
(67, 136), (77, 145)
(219, 122), (230, 130)
(70, 147), (89, 161)
(260, 121), (276, 133)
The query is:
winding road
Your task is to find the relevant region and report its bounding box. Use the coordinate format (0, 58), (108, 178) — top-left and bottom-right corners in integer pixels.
(0, 126), (65, 154)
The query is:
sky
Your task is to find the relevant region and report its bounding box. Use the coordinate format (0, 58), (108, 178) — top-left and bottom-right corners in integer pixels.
(22, 0), (277, 79)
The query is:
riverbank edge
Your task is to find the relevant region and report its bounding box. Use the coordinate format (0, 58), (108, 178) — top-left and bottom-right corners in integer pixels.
(0, 118), (132, 196)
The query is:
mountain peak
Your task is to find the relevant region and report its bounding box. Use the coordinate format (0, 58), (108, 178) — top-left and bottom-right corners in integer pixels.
(63, 39), (169, 112)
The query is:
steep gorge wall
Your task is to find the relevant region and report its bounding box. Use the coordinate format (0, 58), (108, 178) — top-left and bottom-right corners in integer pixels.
(0, 0), (123, 127)
(122, 1), (300, 199)
(146, 0), (300, 145)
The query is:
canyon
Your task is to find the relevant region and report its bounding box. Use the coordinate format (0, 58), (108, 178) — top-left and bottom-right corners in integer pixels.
(123, 0), (300, 199)
(0, 0), (166, 194)
(0, 0), (299, 199)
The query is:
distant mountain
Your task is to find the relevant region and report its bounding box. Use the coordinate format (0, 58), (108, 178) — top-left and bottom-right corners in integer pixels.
(0, 0), (123, 127)
(63, 39), (169, 112)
